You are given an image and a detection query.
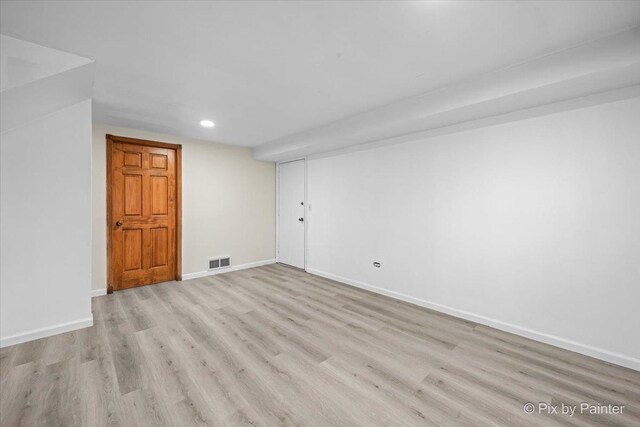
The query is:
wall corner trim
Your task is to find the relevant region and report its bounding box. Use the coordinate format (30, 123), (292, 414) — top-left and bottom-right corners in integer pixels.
(306, 268), (640, 372)
(181, 259), (277, 280)
(0, 316), (94, 348)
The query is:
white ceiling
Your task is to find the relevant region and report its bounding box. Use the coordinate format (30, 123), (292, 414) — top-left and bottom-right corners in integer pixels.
(2, 1), (640, 147)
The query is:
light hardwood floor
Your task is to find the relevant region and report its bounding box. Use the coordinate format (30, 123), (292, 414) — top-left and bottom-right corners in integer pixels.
(1, 264), (639, 426)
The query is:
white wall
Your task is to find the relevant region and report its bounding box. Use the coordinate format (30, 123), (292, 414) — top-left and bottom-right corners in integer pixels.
(92, 124), (276, 292)
(1, 100), (93, 345)
(307, 97), (640, 370)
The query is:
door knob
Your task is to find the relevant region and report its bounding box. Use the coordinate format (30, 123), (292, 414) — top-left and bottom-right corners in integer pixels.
(298, 217), (304, 222)
(116, 220), (123, 227)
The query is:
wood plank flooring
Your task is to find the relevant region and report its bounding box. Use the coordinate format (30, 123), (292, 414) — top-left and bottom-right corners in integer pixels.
(1, 264), (639, 426)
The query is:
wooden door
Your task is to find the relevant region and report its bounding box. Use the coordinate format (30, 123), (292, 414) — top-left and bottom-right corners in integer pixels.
(107, 135), (181, 292)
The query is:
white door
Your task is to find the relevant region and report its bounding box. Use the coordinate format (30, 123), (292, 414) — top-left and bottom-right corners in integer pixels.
(278, 160), (305, 269)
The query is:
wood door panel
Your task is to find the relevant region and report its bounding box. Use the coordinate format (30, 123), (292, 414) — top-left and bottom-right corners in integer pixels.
(150, 154), (168, 169)
(123, 229), (143, 271)
(151, 227), (169, 267)
(124, 175), (143, 216)
(123, 152), (142, 167)
(108, 136), (181, 291)
(151, 176), (168, 215)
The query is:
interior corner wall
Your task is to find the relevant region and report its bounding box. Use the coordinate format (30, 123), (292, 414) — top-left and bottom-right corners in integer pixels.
(306, 96), (640, 370)
(91, 124), (276, 292)
(1, 100), (93, 345)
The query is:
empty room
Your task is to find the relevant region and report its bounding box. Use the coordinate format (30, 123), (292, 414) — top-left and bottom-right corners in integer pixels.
(1, 1), (640, 426)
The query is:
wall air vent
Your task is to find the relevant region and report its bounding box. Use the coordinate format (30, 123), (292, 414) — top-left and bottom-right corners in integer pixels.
(209, 256), (231, 270)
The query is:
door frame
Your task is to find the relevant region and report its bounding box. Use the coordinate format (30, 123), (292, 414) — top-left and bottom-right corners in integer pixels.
(276, 157), (307, 270)
(106, 134), (182, 293)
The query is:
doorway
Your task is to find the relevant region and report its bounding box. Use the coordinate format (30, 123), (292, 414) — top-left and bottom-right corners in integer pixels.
(106, 134), (182, 292)
(277, 159), (305, 269)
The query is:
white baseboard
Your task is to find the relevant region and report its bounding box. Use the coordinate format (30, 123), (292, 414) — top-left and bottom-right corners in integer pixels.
(306, 268), (640, 372)
(0, 316), (94, 348)
(182, 259), (276, 280)
(91, 259), (277, 294)
(92, 288), (107, 298)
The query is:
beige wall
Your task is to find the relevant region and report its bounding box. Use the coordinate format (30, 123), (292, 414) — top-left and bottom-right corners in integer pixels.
(92, 123), (276, 291)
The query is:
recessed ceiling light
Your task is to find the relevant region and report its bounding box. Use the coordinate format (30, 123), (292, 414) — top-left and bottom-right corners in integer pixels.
(200, 119), (215, 128)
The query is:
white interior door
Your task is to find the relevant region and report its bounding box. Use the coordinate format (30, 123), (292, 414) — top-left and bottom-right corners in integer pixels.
(278, 160), (305, 269)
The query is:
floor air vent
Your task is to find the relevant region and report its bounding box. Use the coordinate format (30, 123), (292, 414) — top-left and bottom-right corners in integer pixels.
(209, 256), (231, 270)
